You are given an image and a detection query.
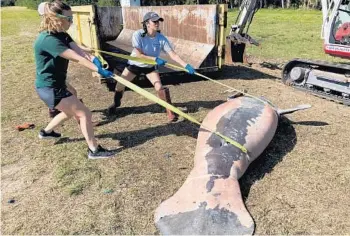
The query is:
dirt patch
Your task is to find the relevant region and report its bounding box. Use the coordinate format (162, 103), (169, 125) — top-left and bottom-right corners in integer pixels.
(2, 63), (350, 234)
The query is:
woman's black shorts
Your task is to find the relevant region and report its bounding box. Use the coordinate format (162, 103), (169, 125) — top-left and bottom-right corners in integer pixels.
(36, 87), (73, 109)
(126, 64), (156, 76)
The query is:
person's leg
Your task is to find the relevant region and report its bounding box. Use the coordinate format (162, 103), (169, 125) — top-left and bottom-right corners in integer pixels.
(55, 95), (97, 149)
(146, 72), (178, 122)
(55, 95), (114, 158)
(146, 71), (163, 92)
(48, 83), (77, 118)
(66, 82), (81, 123)
(107, 67), (136, 115)
(37, 87), (73, 139)
(43, 111), (72, 133)
(66, 82), (77, 97)
(48, 107), (61, 118)
(39, 110), (71, 139)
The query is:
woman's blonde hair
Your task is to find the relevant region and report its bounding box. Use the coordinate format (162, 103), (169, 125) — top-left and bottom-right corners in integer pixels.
(39, 0), (71, 33)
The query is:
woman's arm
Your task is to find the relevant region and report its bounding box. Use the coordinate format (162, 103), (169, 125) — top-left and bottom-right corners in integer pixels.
(167, 50), (196, 74)
(60, 48), (98, 71)
(167, 50), (187, 67)
(69, 42), (95, 61)
(60, 49), (113, 78)
(134, 48), (158, 61)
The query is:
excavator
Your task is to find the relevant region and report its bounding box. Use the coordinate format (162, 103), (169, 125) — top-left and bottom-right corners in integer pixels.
(230, 0), (350, 105)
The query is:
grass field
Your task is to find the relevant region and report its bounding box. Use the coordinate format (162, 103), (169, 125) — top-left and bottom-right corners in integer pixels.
(2, 6), (350, 235)
(230, 9), (331, 61)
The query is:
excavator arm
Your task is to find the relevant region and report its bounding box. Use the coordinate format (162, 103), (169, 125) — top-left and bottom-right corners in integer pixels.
(229, 0), (260, 45)
(225, 0), (261, 63)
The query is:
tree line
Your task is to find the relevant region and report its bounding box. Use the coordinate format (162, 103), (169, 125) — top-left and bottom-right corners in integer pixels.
(7, 0), (322, 10)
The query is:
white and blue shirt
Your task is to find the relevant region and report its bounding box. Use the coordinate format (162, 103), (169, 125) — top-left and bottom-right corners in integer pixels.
(128, 29), (173, 68)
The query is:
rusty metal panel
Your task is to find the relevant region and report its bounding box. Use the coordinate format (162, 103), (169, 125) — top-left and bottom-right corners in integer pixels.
(122, 5), (217, 45)
(106, 5), (218, 70)
(164, 36), (215, 68)
(109, 28), (214, 69)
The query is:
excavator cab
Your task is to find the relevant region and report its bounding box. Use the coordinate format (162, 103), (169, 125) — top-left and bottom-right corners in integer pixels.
(323, 0), (350, 57)
(333, 0), (350, 44)
(281, 0), (350, 105)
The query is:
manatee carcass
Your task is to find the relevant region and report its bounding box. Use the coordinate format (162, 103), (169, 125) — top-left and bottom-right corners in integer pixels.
(154, 96), (310, 235)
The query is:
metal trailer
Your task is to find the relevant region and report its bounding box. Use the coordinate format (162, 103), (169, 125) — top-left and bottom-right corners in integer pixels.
(67, 4), (228, 76)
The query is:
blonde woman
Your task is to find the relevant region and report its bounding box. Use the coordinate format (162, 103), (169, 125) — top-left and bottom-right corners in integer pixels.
(38, 1), (81, 118)
(34, 0), (115, 159)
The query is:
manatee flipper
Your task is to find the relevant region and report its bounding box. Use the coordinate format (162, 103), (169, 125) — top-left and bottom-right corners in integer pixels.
(277, 104), (311, 115)
(155, 177), (254, 235)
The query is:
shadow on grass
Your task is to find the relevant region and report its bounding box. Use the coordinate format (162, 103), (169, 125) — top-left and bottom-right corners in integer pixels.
(144, 64), (278, 88)
(153, 65), (278, 86)
(55, 119), (199, 149)
(216, 64), (278, 81)
(290, 120), (329, 126)
(97, 63), (278, 94)
(91, 100), (224, 127)
(239, 117), (329, 201)
(55, 99), (224, 146)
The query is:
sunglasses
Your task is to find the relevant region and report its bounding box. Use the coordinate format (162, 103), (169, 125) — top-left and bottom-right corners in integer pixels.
(56, 13), (73, 22)
(152, 20), (160, 23)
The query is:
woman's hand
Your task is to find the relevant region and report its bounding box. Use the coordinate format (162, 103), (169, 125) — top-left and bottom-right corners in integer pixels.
(98, 68), (113, 78)
(92, 57), (103, 68)
(185, 64), (196, 74)
(155, 57), (167, 66)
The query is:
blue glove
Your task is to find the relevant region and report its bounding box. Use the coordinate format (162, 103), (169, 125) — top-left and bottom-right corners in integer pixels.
(98, 67), (113, 78)
(185, 64), (195, 74)
(92, 57), (103, 69)
(155, 57), (167, 66)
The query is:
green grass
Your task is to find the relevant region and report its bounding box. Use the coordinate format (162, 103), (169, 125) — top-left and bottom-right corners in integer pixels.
(1, 7), (342, 64)
(1, 7), (39, 77)
(227, 8), (346, 62)
(1, 7), (39, 36)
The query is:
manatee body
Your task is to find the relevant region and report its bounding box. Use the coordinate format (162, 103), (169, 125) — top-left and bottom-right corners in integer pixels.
(154, 96), (279, 235)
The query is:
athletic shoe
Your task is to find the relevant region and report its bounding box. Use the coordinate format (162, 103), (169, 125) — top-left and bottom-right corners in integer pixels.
(88, 145), (115, 159)
(38, 129), (61, 139)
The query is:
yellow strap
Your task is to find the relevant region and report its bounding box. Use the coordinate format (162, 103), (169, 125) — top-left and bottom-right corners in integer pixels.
(83, 45), (248, 153)
(166, 64), (268, 105)
(110, 74), (248, 154)
(91, 48), (267, 104)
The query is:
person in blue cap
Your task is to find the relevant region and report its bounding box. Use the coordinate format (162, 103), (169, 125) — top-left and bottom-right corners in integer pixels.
(34, 0), (116, 159)
(107, 11), (196, 122)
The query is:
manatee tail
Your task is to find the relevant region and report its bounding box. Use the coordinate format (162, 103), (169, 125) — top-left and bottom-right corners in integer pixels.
(154, 178), (255, 235)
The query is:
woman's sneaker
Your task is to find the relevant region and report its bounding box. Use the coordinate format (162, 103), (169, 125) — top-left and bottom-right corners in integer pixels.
(88, 145), (115, 159)
(39, 129), (61, 139)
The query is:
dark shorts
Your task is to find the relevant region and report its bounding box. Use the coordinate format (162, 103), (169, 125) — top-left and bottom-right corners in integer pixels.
(36, 87), (73, 109)
(126, 64), (156, 76)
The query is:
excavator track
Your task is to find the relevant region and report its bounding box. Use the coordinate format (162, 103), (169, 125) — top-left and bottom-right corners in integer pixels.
(282, 59), (350, 106)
